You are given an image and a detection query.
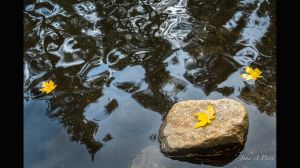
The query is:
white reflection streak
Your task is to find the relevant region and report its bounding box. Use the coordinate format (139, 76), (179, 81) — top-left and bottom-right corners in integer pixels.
(157, 0), (192, 49)
(73, 1), (102, 37)
(231, 0), (271, 65)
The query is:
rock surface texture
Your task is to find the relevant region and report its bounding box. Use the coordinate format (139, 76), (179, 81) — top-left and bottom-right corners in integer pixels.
(158, 99), (249, 166)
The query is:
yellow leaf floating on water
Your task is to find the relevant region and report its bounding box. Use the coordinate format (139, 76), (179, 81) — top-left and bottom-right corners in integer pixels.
(194, 105), (215, 128)
(40, 80), (57, 94)
(240, 66), (262, 81)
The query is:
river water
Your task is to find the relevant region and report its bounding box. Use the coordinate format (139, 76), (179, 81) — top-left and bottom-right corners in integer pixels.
(24, 0), (276, 167)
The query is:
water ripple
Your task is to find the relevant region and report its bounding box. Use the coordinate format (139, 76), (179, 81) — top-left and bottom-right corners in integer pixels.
(156, 0), (192, 49)
(233, 0), (271, 65)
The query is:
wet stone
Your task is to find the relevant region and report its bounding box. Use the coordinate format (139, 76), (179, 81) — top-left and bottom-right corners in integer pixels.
(158, 99), (249, 166)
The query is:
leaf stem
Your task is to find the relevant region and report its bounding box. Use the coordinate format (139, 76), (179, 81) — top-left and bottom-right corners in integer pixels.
(52, 92), (56, 98)
(257, 78), (273, 88)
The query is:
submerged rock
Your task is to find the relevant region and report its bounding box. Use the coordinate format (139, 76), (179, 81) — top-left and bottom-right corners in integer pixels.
(131, 145), (168, 168)
(158, 99), (248, 166)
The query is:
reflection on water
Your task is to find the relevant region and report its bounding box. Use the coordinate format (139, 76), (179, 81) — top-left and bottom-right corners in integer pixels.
(24, 0), (276, 167)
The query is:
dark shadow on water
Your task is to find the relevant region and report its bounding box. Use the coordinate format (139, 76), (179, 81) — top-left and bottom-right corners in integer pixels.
(46, 89), (104, 160)
(240, 83), (276, 116)
(162, 141), (246, 167)
(168, 153), (241, 167)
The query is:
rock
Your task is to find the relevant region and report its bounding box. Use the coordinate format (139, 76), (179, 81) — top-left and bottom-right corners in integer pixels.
(158, 99), (248, 166)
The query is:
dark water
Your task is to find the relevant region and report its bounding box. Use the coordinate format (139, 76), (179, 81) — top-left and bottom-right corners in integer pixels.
(24, 0), (276, 167)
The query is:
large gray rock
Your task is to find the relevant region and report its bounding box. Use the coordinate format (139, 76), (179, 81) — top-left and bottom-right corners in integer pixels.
(158, 99), (248, 166)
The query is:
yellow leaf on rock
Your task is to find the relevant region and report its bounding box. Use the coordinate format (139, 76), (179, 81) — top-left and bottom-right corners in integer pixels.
(194, 105), (216, 128)
(207, 105), (215, 120)
(194, 120), (207, 128)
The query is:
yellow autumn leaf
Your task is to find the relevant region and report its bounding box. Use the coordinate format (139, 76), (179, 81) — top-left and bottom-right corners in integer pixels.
(194, 120), (207, 128)
(246, 66), (254, 74)
(241, 66), (262, 81)
(40, 80), (57, 94)
(194, 105), (216, 128)
(206, 105), (215, 120)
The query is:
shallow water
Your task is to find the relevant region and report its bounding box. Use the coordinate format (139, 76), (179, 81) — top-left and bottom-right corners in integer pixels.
(24, 0), (276, 167)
